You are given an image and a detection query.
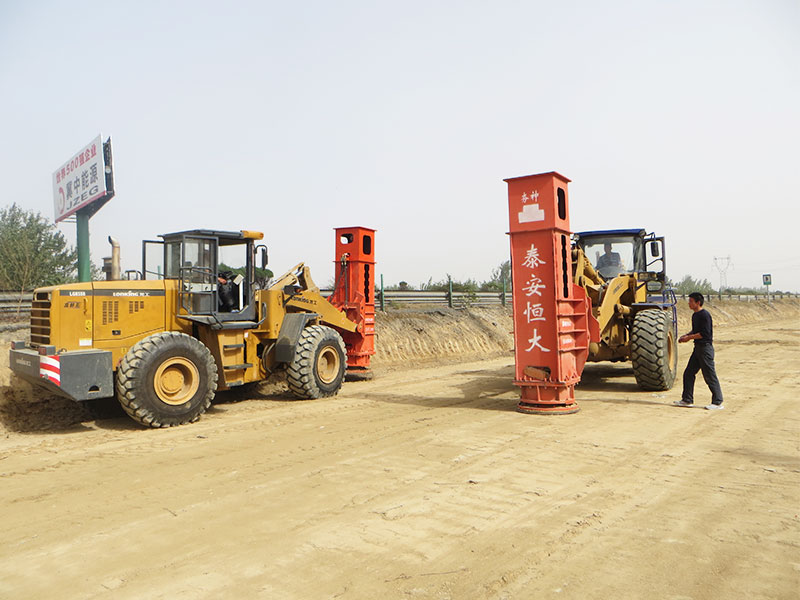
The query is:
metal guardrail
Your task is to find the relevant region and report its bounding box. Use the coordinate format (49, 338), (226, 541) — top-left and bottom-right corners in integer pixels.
(374, 291), (799, 308)
(0, 293), (32, 316)
(1, 290), (798, 317)
(674, 293), (799, 301)
(376, 290), (509, 308)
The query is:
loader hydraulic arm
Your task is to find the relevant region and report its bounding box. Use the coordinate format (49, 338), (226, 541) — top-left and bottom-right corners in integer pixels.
(572, 247), (604, 288)
(268, 263), (357, 333)
(270, 262), (321, 295)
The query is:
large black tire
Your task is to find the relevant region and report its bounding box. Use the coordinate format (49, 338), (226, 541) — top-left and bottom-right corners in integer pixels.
(630, 309), (678, 391)
(287, 325), (347, 399)
(116, 332), (218, 428)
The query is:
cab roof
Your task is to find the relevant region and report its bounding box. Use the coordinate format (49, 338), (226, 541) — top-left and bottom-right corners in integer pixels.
(159, 229), (264, 246)
(574, 228), (646, 238)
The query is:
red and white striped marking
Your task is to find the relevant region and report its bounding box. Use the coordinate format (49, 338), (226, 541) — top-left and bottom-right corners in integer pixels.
(39, 355), (61, 386)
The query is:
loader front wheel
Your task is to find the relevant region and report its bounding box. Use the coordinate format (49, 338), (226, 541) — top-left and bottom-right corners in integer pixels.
(630, 309), (677, 391)
(287, 325), (347, 399)
(116, 332), (218, 428)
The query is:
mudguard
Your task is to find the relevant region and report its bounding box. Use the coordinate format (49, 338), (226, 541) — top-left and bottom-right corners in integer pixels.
(274, 313), (320, 363)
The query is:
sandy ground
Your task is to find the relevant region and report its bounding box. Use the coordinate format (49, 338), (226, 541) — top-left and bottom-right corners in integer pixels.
(0, 303), (798, 599)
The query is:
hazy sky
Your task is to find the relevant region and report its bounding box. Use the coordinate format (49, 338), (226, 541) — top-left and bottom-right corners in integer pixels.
(2, 1), (798, 291)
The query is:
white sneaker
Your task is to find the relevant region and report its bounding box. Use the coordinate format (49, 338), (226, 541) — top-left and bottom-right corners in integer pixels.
(705, 404), (724, 410)
(673, 400), (693, 407)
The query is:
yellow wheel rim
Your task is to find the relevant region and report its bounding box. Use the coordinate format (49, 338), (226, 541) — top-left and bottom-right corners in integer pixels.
(316, 346), (340, 385)
(154, 357), (200, 405)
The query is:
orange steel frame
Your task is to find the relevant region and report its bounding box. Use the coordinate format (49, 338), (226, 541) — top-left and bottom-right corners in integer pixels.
(328, 227), (376, 372)
(505, 172), (592, 414)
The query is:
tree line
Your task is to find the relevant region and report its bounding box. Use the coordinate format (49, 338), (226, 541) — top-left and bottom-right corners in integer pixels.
(668, 275), (788, 296)
(385, 261), (512, 293)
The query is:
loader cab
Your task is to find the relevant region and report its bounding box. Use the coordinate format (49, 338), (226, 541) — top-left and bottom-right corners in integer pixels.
(574, 229), (667, 283)
(143, 229), (266, 324)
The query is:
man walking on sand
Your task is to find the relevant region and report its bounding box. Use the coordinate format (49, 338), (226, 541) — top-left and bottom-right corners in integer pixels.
(674, 292), (724, 410)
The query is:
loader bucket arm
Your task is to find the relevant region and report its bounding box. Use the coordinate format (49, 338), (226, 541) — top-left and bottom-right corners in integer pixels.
(269, 263), (357, 333)
(594, 274), (637, 337)
(285, 288), (358, 333)
(269, 263), (320, 295)
(572, 247), (604, 287)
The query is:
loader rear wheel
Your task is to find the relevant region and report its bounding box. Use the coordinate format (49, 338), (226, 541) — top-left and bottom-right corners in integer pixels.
(287, 325), (346, 399)
(116, 332), (218, 428)
(631, 309), (677, 391)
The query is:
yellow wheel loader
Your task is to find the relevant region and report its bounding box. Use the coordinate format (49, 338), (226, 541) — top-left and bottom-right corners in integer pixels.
(9, 228), (375, 427)
(572, 228), (678, 390)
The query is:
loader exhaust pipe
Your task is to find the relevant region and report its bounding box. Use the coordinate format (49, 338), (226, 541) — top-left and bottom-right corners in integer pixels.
(107, 236), (121, 280)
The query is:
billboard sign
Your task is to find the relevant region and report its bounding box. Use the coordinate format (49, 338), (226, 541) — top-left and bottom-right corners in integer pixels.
(53, 134), (108, 223)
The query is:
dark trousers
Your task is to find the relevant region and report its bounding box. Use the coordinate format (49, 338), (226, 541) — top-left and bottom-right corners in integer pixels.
(682, 343), (723, 405)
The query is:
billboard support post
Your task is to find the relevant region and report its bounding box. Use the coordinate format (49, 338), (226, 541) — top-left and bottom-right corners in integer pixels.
(76, 210), (91, 282)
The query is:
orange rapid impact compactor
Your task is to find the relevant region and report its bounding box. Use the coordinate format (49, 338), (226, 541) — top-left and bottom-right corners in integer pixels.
(328, 226), (377, 380)
(505, 172), (596, 414)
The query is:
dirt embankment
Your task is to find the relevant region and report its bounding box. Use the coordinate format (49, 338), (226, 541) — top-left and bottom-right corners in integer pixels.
(373, 306), (514, 367)
(374, 299), (800, 365)
(1, 300), (797, 434)
(674, 298), (800, 331)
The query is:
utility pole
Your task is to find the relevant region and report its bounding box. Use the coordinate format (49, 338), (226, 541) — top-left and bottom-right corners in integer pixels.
(713, 256), (732, 292)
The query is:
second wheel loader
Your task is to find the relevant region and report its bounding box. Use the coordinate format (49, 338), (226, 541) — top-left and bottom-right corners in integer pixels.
(572, 228), (678, 390)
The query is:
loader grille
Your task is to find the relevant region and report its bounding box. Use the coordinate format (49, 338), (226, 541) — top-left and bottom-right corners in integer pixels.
(102, 300), (119, 325)
(30, 291), (52, 346)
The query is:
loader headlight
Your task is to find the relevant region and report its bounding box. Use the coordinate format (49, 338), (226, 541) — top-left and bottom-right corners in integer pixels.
(646, 281), (662, 292)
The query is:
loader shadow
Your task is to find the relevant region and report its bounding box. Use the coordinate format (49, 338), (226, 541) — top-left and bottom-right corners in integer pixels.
(210, 379), (304, 406)
(91, 389), (295, 430)
(359, 362), (672, 412)
(83, 399), (146, 431)
(362, 364), (521, 412)
(0, 385), (138, 434)
(211, 372), (380, 408)
(2, 382), (317, 435)
(576, 364), (640, 393)
(575, 364), (674, 408)
(576, 395), (672, 408)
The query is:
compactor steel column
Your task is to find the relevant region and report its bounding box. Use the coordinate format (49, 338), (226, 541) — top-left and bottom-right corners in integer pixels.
(505, 172), (591, 414)
(329, 227), (376, 374)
